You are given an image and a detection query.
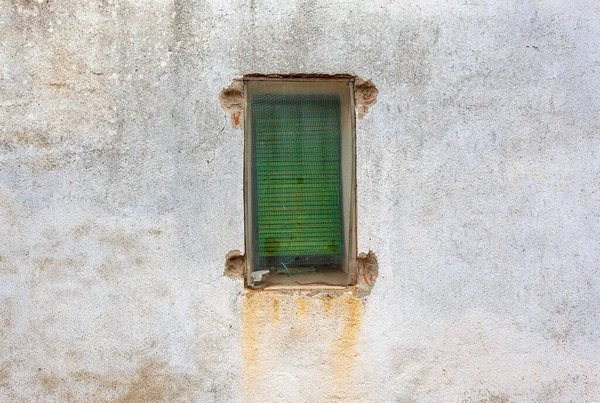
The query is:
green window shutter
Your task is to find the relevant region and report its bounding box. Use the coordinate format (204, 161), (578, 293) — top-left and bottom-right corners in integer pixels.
(251, 93), (344, 271)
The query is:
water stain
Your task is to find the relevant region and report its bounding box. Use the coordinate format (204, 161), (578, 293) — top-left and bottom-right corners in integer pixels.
(36, 257), (83, 280)
(116, 360), (193, 403)
(0, 131), (50, 151)
(73, 223), (91, 240)
(40, 374), (61, 392)
(100, 231), (139, 250)
(0, 361), (11, 388)
(0, 298), (13, 332)
(0, 255), (17, 275)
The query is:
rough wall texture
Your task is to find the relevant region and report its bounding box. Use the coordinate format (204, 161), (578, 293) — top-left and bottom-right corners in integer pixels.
(1, 0), (599, 401)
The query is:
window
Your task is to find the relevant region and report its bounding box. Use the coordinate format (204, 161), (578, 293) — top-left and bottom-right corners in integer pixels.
(244, 77), (356, 288)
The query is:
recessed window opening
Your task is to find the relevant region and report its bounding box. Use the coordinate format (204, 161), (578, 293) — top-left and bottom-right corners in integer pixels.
(244, 77), (356, 288)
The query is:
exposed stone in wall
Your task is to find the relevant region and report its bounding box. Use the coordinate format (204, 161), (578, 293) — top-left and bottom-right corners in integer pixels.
(356, 251), (379, 297)
(225, 250), (378, 295)
(219, 75), (378, 128)
(224, 250), (245, 280)
(354, 79), (378, 119)
(219, 79), (244, 129)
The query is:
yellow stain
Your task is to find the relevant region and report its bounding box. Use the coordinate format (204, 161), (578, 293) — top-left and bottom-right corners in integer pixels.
(331, 293), (364, 393)
(297, 297), (307, 319)
(272, 294), (280, 322)
(321, 294), (336, 313)
(242, 291), (364, 402)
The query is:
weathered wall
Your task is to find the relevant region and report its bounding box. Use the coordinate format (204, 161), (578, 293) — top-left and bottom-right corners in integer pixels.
(1, 0), (599, 401)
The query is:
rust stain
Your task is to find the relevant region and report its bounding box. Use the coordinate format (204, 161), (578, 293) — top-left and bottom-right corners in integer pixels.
(233, 111), (241, 127)
(242, 293), (262, 398)
(297, 297), (307, 319)
(242, 291), (364, 401)
(330, 293), (364, 395)
(321, 294), (335, 313)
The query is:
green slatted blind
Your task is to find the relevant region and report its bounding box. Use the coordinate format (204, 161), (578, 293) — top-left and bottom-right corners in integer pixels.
(251, 93), (343, 270)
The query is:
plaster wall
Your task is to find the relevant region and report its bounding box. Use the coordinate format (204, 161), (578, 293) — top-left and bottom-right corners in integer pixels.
(1, 0), (599, 401)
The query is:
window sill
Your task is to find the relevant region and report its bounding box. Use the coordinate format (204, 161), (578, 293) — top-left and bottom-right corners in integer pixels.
(251, 270), (351, 290)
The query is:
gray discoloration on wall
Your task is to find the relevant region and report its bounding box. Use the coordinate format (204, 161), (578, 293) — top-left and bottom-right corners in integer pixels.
(1, 0), (600, 401)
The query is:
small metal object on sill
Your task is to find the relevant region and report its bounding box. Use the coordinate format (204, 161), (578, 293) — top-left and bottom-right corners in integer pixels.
(251, 270), (271, 283)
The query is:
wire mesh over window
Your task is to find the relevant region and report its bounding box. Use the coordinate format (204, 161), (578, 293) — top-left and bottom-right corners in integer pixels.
(251, 93), (344, 272)
(244, 78), (355, 287)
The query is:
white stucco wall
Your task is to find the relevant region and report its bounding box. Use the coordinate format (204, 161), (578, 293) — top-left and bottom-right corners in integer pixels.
(1, 0), (599, 401)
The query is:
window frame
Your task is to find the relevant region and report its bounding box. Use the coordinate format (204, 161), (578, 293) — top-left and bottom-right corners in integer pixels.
(243, 76), (357, 289)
